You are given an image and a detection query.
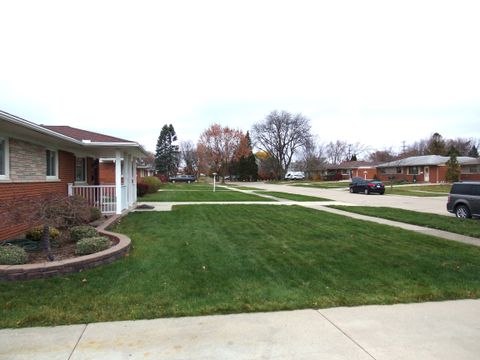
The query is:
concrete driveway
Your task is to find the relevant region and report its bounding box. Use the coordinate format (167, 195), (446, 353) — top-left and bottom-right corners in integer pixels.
(244, 182), (450, 216)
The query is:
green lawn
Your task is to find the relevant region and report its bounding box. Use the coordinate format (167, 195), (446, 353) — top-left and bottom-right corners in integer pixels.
(293, 182), (349, 189)
(329, 205), (480, 238)
(254, 191), (331, 202)
(385, 184), (451, 197)
(2, 205), (480, 328)
(159, 183), (228, 191)
(235, 186), (263, 190)
(139, 190), (269, 202)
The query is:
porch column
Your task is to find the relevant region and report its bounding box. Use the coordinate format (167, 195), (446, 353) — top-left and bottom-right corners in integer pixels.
(132, 156), (137, 203)
(115, 150), (122, 215)
(124, 152), (131, 208)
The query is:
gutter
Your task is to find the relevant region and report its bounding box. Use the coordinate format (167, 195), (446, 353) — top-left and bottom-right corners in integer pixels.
(0, 110), (148, 156)
(1, 110), (84, 145)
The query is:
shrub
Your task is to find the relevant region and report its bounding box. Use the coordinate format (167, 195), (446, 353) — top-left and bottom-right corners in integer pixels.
(137, 183), (149, 197)
(142, 176), (162, 193)
(75, 236), (111, 255)
(43, 195), (91, 227)
(334, 172), (343, 181)
(70, 225), (99, 242)
(25, 225), (60, 242)
(0, 244), (28, 265)
(89, 207), (102, 222)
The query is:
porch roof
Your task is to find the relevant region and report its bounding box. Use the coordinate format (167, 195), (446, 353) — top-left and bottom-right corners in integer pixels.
(0, 110), (147, 158)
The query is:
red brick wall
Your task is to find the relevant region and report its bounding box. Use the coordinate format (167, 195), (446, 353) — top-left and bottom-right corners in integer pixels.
(99, 162), (116, 185)
(0, 150), (75, 241)
(351, 168), (377, 179)
(461, 173), (480, 181)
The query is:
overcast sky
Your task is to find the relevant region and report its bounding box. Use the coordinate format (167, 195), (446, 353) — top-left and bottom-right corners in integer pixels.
(1, 0), (479, 155)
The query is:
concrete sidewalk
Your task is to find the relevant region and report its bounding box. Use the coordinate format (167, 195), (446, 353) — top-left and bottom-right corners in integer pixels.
(1, 300), (479, 360)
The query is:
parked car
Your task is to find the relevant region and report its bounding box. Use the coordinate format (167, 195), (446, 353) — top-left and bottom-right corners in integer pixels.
(349, 178), (385, 195)
(446, 181), (480, 218)
(284, 171), (305, 180)
(169, 174), (196, 183)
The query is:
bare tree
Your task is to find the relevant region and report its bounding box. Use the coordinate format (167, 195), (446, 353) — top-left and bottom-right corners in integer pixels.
(297, 137), (326, 177)
(326, 140), (348, 165)
(180, 141), (198, 175)
(368, 148), (397, 163)
(251, 110), (312, 179)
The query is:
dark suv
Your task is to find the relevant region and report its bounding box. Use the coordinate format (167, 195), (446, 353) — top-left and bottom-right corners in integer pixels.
(447, 182), (480, 218)
(169, 174), (197, 183)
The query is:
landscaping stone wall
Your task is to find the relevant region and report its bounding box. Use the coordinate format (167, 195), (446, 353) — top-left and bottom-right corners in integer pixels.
(0, 231), (131, 281)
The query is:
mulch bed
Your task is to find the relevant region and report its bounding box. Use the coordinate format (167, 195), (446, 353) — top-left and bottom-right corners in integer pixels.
(26, 239), (79, 263)
(6, 216), (115, 264)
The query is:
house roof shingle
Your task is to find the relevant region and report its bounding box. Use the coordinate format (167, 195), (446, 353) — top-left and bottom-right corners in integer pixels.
(377, 155), (476, 168)
(40, 125), (133, 143)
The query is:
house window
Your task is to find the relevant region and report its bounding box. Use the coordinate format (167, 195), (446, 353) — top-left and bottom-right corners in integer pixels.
(46, 150), (58, 179)
(0, 137), (8, 179)
(396, 167), (402, 174)
(381, 167), (396, 174)
(75, 157), (87, 182)
(408, 166), (419, 175)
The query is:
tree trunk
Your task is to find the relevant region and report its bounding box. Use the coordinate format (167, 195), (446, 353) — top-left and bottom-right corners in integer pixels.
(41, 224), (54, 261)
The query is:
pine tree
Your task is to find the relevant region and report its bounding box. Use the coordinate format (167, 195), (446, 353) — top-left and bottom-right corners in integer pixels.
(236, 132), (258, 181)
(445, 146), (461, 182)
(468, 145), (479, 158)
(155, 124), (179, 176)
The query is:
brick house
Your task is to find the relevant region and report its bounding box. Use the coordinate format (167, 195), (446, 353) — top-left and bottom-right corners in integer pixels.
(316, 161), (378, 180)
(98, 159), (156, 185)
(0, 110), (146, 241)
(376, 155), (479, 183)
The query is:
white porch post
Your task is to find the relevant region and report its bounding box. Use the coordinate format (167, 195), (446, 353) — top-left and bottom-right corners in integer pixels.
(124, 153), (131, 208)
(132, 156), (137, 203)
(115, 150), (122, 215)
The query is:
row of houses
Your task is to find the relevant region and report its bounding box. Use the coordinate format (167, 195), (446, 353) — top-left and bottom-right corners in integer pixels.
(0, 110), (150, 241)
(311, 156), (480, 182)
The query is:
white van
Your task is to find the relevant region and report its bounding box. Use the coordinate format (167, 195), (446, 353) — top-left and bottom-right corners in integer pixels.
(284, 171), (305, 180)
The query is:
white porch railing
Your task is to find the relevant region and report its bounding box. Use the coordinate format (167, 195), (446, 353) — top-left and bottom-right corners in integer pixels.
(68, 184), (127, 214)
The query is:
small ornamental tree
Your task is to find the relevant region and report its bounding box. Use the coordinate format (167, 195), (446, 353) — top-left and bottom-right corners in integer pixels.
(445, 149), (461, 183)
(0, 194), (90, 261)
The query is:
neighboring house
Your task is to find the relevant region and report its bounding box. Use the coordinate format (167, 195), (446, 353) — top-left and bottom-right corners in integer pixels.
(0, 110), (146, 241)
(313, 161), (378, 180)
(98, 158), (156, 185)
(376, 155), (479, 183)
(461, 158), (480, 181)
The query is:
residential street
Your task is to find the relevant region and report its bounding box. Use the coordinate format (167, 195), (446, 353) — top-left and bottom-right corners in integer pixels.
(245, 182), (450, 216)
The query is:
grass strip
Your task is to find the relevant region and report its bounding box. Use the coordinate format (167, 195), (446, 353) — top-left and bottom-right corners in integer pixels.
(2, 205), (480, 328)
(329, 205), (480, 238)
(139, 190), (269, 202)
(255, 191), (331, 202)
